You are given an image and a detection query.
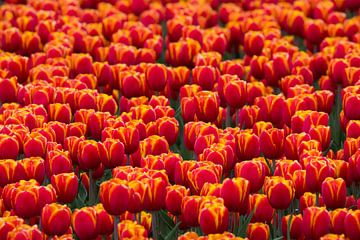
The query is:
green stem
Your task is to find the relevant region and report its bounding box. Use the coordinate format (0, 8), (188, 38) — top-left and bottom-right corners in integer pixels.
(113, 216), (119, 240)
(152, 211), (158, 240)
(316, 192), (319, 207)
(89, 170), (97, 206)
(126, 154), (130, 166)
(226, 106), (231, 128)
(236, 109), (240, 127)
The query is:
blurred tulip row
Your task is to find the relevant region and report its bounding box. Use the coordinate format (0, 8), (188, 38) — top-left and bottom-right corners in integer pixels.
(0, 0), (360, 239)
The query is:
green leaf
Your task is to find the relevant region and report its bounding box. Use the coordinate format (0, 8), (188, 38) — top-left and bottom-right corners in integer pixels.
(164, 221), (181, 240)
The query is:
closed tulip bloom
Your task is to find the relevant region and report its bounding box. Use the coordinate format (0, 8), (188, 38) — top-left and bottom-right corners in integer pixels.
(192, 66), (220, 90)
(145, 63), (167, 92)
(235, 161), (265, 193)
(264, 176), (295, 210)
(200, 143), (235, 173)
(194, 91), (220, 123)
(117, 220), (148, 239)
(112, 127), (140, 154)
(142, 177), (168, 211)
(306, 160), (335, 193)
(98, 139), (126, 169)
(72, 206), (98, 240)
(99, 178), (131, 216)
(343, 93), (360, 120)
(235, 132), (260, 161)
(23, 132), (47, 158)
(45, 150), (73, 178)
(220, 178), (250, 214)
(94, 203), (114, 236)
(321, 177), (346, 209)
(51, 173), (79, 203)
(259, 128), (285, 159)
(343, 210), (360, 240)
(300, 192), (325, 213)
(77, 140), (101, 170)
(0, 159), (27, 187)
(246, 222), (270, 240)
(156, 117), (179, 146)
(199, 203), (229, 235)
(224, 79), (247, 109)
(248, 194), (274, 223)
(330, 208), (348, 235)
(303, 207), (331, 240)
(166, 185), (190, 216)
(48, 103), (72, 124)
(284, 133), (311, 160)
(244, 31), (265, 56)
(188, 165), (223, 194)
(41, 203), (71, 236)
(282, 214), (303, 240)
(18, 157), (45, 184)
(0, 134), (19, 159)
(181, 196), (203, 227)
(320, 233), (348, 240)
(346, 120), (360, 138)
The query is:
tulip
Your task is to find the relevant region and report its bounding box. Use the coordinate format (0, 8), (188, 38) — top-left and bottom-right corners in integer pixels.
(18, 157), (45, 184)
(259, 128), (285, 159)
(248, 194), (274, 223)
(72, 207), (98, 240)
(321, 177), (347, 209)
(330, 208), (348, 235)
(41, 203), (71, 236)
(309, 125), (331, 151)
(224, 79), (247, 109)
(166, 185), (190, 216)
(99, 178), (131, 216)
(235, 161), (265, 193)
(23, 132), (47, 158)
(96, 94), (118, 115)
(220, 177), (250, 214)
(0, 77), (18, 103)
(292, 170), (307, 199)
(111, 127), (140, 154)
(156, 117), (179, 146)
(117, 220), (148, 239)
(281, 214), (303, 240)
(0, 134), (19, 160)
(188, 165), (223, 194)
(246, 222), (270, 240)
(6, 224), (43, 240)
(51, 173), (79, 203)
(198, 203), (229, 235)
(181, 196), (203, 227)
(194, 91), (219, 123)
(303, 207), (331, 239)
(45, 150), (73, 178)
(343, 93), (360, 120)
(244, 31), (265, 56)
(145, 63), (167, 92)
(98, 139), (126, 169)
(0, 216), (24, 239)
(235, 131), (260, 161)
(142, 177), (168, 211)
(306, 160), (335, 193)
(264, 176), (295, 210)
(200, 143), (235, 173)
(344, 210), (360, 240)
(192, 66), (219, 91)
(77, 140), (101, 170)
(94, 203), (114, 236)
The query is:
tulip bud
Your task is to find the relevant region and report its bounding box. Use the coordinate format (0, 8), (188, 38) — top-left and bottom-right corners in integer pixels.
(200, 143), (235, 173)
(0, 77), (18, 103)
(303, 207), (331, 239)
(0, 134), (19, 159)
(156, 117), (179, 146)
(6, 224), (43, 240)
(321, 177), (346, 209)
(145, 63), (167, 92)
(51, 173), (79, 203)
(41, 203), (71, 236)
(260, 128), (285, 159)
(77, 140), (101, 170)
(224, 79), (247, 109)
(166, 185), (190, 216)
(220, 177), (250, 214)
(72, 207), (98, 240)
(281, 214), (303, 240)
(98, 139), (126, 169)
(306, 160), (335, 193)
(246, 222), (270, 240)
(330, 208), (348, 235)
(192, 66), (219, 91)
(99, 178), (131, 216)
(94, 203), (114, 236)
(181, 196), (203, 227)
(235, 131), (260, 161)
(199, 203), (229, 235)
(264, 176), (295, 210)
(0, 216), (24, 239)
(344, 210), (360, 240)
(244, 31), (265, 56)
(235, 161), (265, 193)
(19, 157), (45, 184)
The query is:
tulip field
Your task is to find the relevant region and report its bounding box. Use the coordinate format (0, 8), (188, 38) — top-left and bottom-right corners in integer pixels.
(1, 0), (360, 239)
